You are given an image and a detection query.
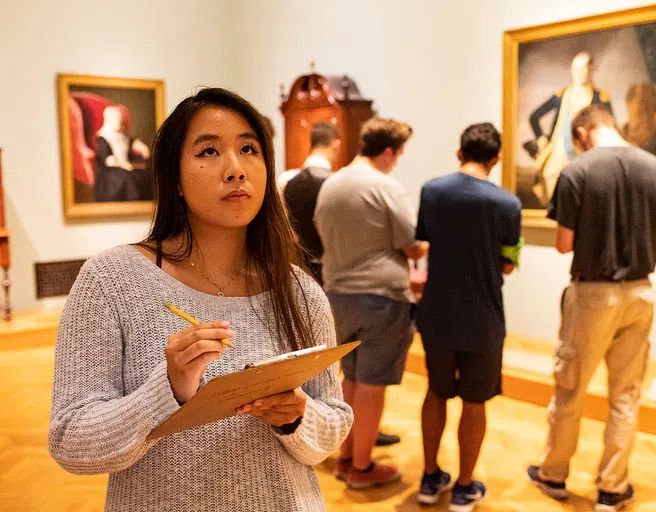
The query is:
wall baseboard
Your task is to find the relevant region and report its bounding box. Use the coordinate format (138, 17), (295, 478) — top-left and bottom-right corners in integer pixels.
(0, 309), (61, 351)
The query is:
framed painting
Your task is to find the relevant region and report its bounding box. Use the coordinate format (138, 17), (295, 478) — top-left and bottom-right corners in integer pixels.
(57, 74), (165, 219)
(502, 6), (656, 227)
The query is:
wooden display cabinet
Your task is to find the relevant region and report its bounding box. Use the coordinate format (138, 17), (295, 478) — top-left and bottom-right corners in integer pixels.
(280, 68), (374, 170)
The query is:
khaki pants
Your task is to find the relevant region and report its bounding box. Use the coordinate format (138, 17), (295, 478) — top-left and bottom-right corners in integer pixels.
(540, 280), (653, 493)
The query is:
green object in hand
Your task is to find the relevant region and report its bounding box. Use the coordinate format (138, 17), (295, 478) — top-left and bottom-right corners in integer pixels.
(501, 237), (525, 268)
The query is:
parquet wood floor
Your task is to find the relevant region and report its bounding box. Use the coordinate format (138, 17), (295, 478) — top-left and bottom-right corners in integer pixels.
(0, 347), (107, 512)
(1, 346), (655, 511)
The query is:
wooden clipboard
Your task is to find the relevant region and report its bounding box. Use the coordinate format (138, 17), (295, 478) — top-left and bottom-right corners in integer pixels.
(147, 341), (360, 441)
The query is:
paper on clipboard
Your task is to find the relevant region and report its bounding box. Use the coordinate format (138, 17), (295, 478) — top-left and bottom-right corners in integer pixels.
(146, 341), (360, 441)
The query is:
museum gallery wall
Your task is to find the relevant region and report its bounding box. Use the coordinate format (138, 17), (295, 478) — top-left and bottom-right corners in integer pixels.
(1, 1), (654, 401)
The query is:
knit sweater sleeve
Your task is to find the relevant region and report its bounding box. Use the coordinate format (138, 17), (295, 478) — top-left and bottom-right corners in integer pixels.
(273, 288), (353, 465)
(48, 261), (179, 475)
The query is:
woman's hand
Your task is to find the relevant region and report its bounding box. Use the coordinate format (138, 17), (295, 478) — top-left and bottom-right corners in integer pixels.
(165, 321), (234, 404)
(236, 388), (307, 427)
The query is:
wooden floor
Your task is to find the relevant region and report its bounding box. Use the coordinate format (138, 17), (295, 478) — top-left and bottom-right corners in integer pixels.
(0, 346), (108, 512)
(2, 347), (656, 511)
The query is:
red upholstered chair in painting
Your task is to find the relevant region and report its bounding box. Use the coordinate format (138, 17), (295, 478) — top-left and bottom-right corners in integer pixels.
(68, 92), (132, 187)
(67, 96), (95, 186)
(69, 92), (112, 155)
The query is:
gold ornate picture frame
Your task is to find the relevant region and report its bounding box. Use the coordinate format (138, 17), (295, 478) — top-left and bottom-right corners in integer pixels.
(57, 74), (165, 220)
(502, 6), (656, 228)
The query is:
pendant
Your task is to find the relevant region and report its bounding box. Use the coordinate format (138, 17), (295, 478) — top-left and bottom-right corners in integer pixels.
(217, 291), (225, 297)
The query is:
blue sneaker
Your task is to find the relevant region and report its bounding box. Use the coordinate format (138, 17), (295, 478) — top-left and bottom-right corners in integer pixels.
(448, 480), (486, 512)
(595, 484), (634, 512)
(417, 468), (453, 505)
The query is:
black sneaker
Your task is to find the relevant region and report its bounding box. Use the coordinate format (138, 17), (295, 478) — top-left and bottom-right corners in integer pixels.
(527, 465), (568, 500)
(417, 468), (453, 505)
(448, 480), (486, 512)
(375, 431), (401, 446)
(595, 484), (634, 512)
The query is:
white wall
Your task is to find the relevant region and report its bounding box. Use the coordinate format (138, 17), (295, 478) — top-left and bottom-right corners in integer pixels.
(226, 0), (656, 353)
(2, 0), (654, 354)
(0, 0), (236, 313)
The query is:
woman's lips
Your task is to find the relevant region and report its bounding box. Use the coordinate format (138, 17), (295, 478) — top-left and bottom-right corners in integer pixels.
(223, 189), (250, 202)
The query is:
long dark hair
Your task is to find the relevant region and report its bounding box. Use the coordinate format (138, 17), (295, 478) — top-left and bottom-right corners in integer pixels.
(142, 88), (313, 351)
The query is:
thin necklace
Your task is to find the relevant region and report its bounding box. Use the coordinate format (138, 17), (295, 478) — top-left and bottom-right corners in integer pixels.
(189, 261), (245, 297)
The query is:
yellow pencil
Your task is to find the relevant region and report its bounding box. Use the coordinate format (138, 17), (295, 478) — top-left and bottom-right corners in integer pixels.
(166, 303), (233, 348)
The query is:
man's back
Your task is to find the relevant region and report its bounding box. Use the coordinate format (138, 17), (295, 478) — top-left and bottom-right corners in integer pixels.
(314, 162), (416, 302)
(416, 172), (521, 352)
(533, 109), (656, 505)
(549, 146), (656, 281)
(283, 166), (331, 262)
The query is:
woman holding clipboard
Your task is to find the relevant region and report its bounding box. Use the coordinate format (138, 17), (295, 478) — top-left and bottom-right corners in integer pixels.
(49, 88), (353, 511)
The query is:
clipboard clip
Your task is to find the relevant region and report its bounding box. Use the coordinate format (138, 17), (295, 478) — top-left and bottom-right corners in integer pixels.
(243, 345), (328, 370)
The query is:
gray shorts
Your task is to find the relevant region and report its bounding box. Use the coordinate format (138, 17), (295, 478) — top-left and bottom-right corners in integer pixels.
(327, 293), (414, 386)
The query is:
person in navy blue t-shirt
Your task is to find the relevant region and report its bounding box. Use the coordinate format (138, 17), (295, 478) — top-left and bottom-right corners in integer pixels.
(415, 123), (522, 511)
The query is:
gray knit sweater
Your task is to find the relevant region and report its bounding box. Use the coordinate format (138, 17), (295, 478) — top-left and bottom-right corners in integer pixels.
(49, 245), (353, 512)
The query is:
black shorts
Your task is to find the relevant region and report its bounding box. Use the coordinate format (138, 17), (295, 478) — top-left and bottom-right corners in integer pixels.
(422, 342), (503, 403)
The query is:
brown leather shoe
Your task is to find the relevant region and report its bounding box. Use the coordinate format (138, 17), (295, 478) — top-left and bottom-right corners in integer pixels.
(347, 463), (402, 489)
(334, 457), (352, 481)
